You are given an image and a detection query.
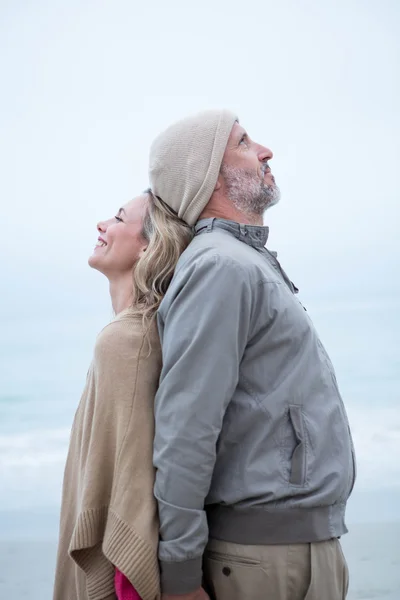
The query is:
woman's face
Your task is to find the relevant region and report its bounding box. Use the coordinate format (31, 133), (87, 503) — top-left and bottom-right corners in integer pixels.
(88, 194), (148, 277)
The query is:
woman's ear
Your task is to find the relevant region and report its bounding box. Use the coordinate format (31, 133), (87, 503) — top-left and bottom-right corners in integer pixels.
(139, 245), (147, 258)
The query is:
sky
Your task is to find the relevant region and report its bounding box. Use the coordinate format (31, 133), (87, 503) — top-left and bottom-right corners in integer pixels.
(1, 0), (399, 317)
(0, 0), (399, 526)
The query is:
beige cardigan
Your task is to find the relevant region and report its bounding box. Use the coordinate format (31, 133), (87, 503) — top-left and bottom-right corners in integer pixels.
(53, 309), (161, 600)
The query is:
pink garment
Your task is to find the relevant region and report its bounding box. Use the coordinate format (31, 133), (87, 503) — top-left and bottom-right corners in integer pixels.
(115, 568), (142, 600)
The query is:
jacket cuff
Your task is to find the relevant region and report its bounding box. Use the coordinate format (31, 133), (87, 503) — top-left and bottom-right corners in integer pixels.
(160, 557), (203, 594)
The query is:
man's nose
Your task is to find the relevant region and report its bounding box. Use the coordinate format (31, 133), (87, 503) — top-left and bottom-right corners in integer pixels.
(258, 145), (273, 161)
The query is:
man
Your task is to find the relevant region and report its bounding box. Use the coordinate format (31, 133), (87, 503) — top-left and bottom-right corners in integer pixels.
(149, 110), (356, 600)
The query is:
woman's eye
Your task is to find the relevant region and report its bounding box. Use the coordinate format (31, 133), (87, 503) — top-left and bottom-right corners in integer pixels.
(115, 215), (123, 223)
(239, 135), (247, 146)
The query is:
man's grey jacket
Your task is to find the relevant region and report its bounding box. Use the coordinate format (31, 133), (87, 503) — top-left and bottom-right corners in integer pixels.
(154, 218), (356, 594)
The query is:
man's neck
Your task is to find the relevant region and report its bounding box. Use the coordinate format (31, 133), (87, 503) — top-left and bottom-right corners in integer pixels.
(200, 205), (263, 226)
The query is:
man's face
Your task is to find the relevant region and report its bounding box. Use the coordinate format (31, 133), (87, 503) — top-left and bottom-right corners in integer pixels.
(220, 122), (280, 217)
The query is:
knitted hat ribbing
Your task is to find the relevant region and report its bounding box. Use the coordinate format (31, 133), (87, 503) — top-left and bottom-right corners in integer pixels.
(149, 109), (238, 225)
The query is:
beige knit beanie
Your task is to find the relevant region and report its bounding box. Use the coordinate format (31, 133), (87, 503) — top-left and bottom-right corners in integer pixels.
(149, 109), (238, 225)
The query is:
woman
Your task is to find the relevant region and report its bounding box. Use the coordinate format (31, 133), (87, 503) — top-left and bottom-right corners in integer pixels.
(53, 190), (193, 600)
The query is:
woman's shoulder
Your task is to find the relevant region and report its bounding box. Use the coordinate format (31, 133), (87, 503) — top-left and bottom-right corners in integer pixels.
(95, 310), (160, 361)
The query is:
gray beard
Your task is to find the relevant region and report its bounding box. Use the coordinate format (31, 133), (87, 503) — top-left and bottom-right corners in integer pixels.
(221, 164), (280, 218)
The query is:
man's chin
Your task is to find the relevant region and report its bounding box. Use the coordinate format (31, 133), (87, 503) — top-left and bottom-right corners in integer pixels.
(265, 185), (281, 211)
(266, 197), (280, 210)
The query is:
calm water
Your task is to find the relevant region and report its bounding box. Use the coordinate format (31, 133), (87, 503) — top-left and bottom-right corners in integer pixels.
(0, 292), (399, 598)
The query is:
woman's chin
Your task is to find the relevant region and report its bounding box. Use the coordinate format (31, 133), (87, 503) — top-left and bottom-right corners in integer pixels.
(88, 253), (103, 272)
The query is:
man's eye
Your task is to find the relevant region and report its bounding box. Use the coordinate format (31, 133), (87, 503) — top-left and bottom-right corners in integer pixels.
(115, 215), (123, 222)
(239, 135), (248, 145)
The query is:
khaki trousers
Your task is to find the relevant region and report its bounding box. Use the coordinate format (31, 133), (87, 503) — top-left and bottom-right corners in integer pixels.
(203, 538), (349, 600)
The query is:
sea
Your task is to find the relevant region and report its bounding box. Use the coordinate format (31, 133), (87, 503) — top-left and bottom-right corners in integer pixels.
(1, 285), (399, 599)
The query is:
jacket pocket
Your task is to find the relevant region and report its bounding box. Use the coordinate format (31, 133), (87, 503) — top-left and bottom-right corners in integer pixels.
(287, 405), (307, 486)
(348, 445), (357, 497)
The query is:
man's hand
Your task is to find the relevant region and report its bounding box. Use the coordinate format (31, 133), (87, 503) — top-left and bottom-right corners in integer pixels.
(161, 587), (210, 600)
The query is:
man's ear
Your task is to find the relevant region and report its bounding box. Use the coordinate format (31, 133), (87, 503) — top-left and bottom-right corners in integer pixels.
(214, 172), (223, 192)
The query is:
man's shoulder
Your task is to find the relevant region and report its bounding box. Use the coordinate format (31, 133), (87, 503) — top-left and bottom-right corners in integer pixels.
(177, 230), (257, 270)
(157, 233), (266, 316)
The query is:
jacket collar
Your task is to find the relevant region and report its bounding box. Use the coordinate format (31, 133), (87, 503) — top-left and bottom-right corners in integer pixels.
(195, 218), (269, 249)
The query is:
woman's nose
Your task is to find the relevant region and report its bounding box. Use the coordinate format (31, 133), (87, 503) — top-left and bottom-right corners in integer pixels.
(97, 220), (106, 233)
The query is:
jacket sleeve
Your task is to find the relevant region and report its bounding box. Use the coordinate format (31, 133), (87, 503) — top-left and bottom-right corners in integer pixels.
(153, 253), (254, 594)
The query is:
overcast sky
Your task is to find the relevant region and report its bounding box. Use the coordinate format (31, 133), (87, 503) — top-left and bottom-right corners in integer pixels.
(1, 0), (399, 525)
(1, 0), (399, 314)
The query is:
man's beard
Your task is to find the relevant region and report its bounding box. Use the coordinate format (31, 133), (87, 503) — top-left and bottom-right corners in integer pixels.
(221, 164), (280, 218)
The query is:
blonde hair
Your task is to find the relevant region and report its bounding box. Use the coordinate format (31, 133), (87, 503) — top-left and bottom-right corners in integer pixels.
(132, 189), (194, 322)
